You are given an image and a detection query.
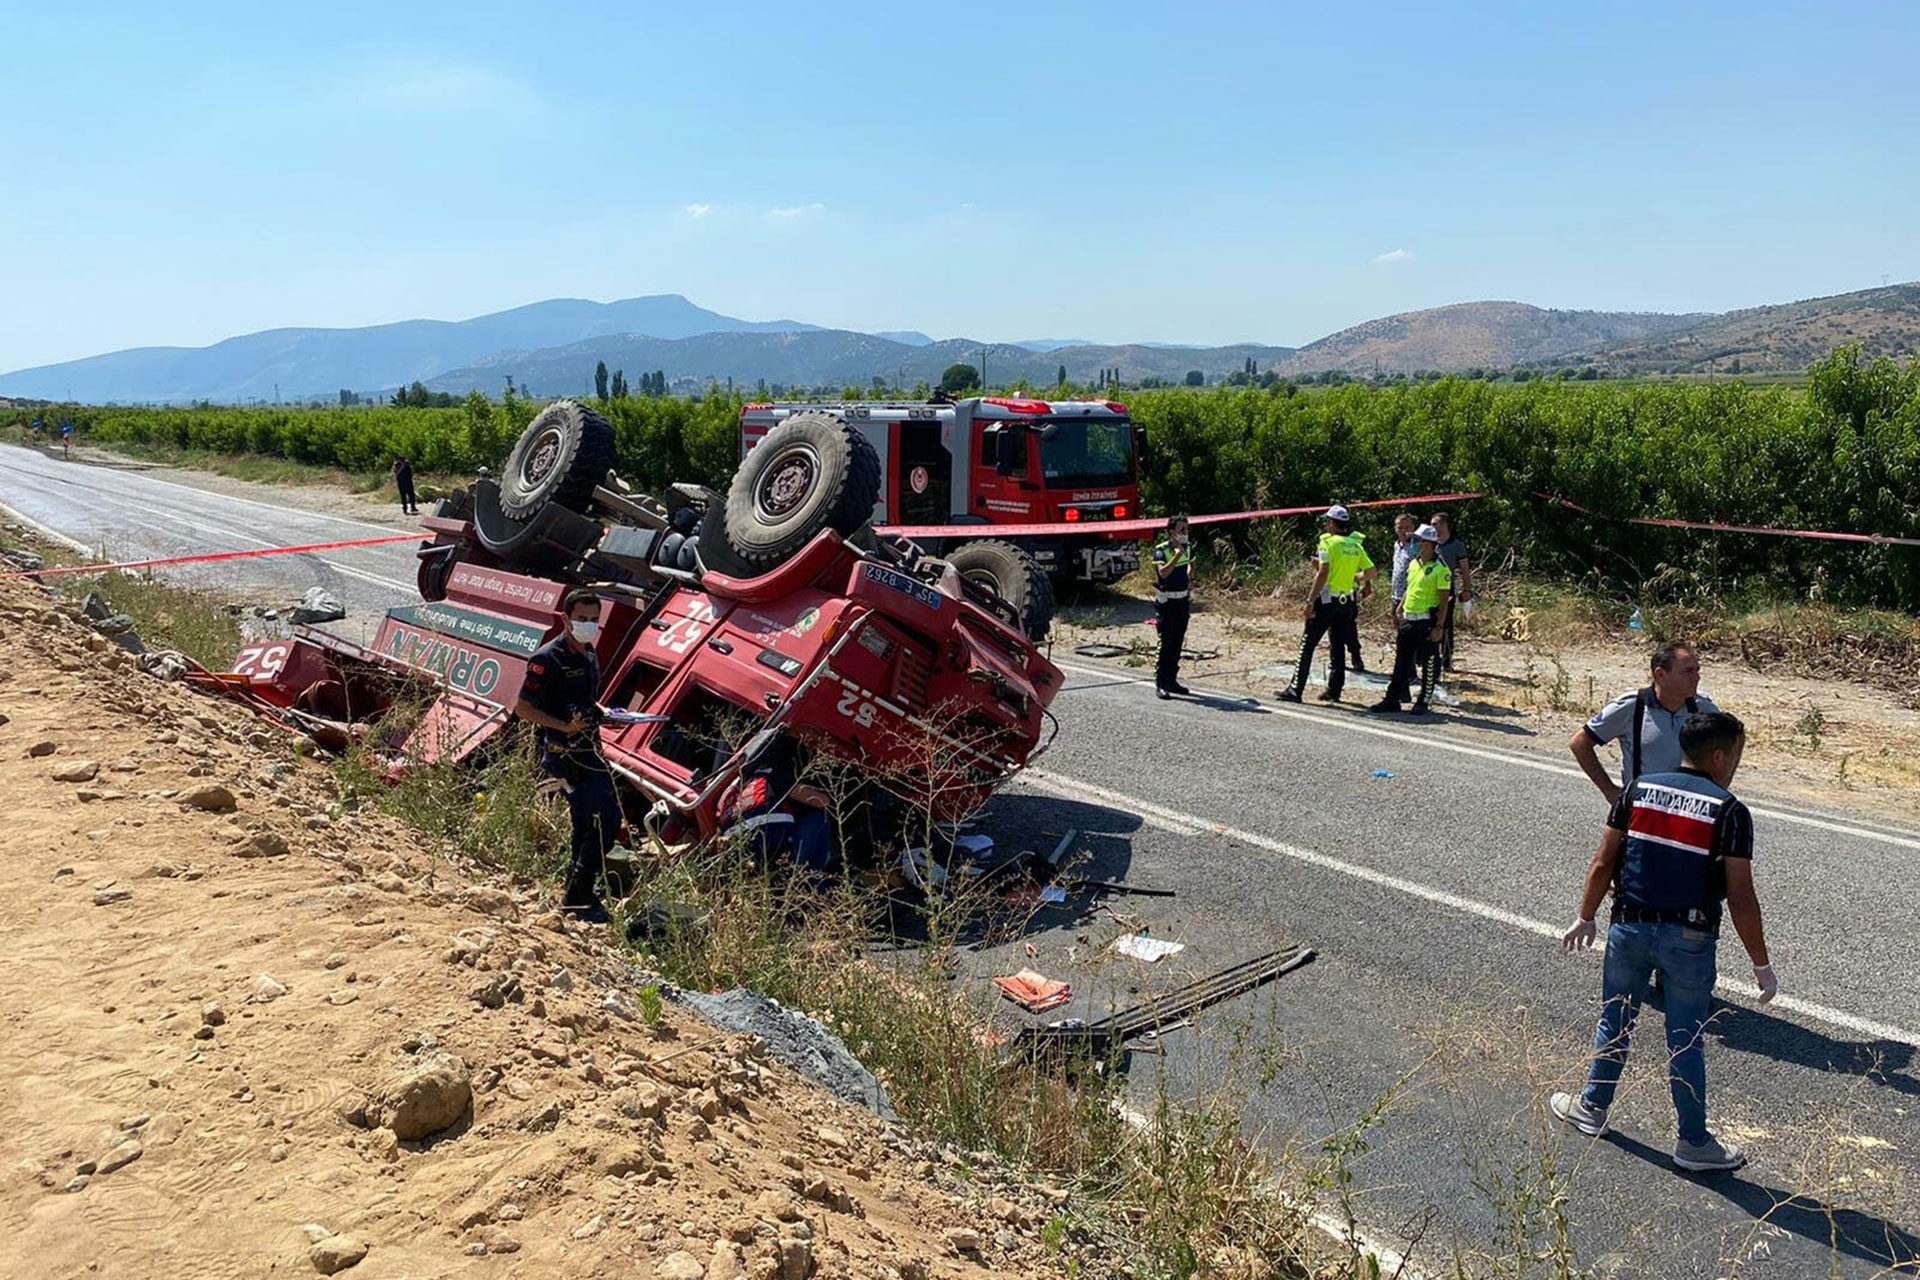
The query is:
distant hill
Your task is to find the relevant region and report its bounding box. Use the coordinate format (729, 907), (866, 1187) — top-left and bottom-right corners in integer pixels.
(0, 295), (819, 403)
(425, 332), (1298, 396)
(1283, 302), (1709, 375)
(1590, 283), (1920, 373)
(10, 282), (1918, 404)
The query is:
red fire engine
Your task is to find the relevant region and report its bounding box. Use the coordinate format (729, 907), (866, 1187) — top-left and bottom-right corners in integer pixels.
(225, 401), (1062, 865)
(740, 397), (1144, 638)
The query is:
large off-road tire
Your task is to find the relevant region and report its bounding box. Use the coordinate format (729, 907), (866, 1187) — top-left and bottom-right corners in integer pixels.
(498, 399), (617, 521)
(723, 412), (880, 569)
(416, 543), (462, 601)
(947, 539), (1054, 641)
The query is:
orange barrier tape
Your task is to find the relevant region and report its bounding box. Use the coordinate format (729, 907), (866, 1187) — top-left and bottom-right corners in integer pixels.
(0, 533), (420, 579)
(1534, 494), (1920, 548)
(874, 492), (1484, 540)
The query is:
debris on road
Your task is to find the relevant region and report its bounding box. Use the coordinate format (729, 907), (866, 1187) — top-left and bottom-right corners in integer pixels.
(289, 585), (347, 624)
(1110, 934), (1185, 963)
(1017, 946), (1315, 1062)
(992, 969), (1074, 1014)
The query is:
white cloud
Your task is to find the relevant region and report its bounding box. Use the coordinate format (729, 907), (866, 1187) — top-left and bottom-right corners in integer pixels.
(768, 202), (825, 219)
(1372, 248), (1414, 265)
(682, 202), (712, 219)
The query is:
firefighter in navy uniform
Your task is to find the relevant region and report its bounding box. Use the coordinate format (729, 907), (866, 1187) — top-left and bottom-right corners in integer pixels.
(1152, 515), (1193, 699)
(512, 591), (622, 923)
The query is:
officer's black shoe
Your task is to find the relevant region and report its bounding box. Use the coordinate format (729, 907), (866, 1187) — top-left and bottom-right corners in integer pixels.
(1156, 687), (1173, 701)
(1276, 689), (1303, 703)
(1367, 698), (1402, 713)
(1316, 689), (1341, 703)
(1166, 682), (1191, 696)
(1351, 658), (1368, 673)
(1407, 701), (1431, 715)
(562, 901), (612, 925)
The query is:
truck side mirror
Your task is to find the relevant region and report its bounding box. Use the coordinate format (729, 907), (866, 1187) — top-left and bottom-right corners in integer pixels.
(1131, 424), (1146, 465)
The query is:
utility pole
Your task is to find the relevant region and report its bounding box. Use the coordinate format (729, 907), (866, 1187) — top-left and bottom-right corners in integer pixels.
(979, 346), (988, 391)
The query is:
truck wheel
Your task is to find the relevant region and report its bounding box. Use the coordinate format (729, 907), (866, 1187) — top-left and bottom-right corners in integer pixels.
(723, 412), (880, 568)
(417, 543), (461, 601)
(498, 399), (617, 521)
(946, 540), (1054, 640)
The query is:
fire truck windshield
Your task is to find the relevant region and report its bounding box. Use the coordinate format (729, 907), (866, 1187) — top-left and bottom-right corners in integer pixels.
(1037, 418), (1135, 487)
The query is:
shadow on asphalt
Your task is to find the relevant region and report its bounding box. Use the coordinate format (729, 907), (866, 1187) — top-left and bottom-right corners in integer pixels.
(1708, 1001), (1920, 1099)
(1603, 1129), (1920, 1271)
(877, 792), (1144, 950)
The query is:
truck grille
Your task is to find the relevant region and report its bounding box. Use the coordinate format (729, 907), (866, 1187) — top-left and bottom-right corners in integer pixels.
(891, 646), (932, 707)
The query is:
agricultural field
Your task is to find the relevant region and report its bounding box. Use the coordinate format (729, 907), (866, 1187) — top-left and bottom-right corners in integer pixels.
(12, 345), (1918, 610)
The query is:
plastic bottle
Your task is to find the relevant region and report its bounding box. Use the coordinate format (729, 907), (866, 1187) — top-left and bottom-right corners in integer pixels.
(1627, 607), (1644, 631)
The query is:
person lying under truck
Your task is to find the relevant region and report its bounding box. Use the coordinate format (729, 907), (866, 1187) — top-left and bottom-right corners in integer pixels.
(513, 590), (622, 923)
(717, 734), (835, 884)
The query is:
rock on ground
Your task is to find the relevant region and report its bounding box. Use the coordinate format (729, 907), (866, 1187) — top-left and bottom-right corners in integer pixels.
(366, 1054), (471, 1141)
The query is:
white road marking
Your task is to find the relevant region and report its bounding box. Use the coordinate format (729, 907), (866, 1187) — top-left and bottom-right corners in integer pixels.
(2, 471), (417, 595)
(0, 499), (94, 555)
(1053, 658), (1920, 852)
(1021, 767), (1920, 1049)
(0, 444), (415, 537)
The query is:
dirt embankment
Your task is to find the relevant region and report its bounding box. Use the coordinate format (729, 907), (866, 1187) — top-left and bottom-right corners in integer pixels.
(0, 582), (1062, 1279)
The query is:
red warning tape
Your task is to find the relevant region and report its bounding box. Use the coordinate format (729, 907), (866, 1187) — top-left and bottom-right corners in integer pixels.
(0, 533), (420, 579)
(4, 490), (1488, 582)
(874, 492), (1484, 541)
(1534, 493), (1920, 548)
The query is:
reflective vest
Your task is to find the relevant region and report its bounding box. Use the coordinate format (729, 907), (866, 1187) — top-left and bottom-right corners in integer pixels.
(1318, 531), (1374, 597)
(1402, 557), (1451, 616)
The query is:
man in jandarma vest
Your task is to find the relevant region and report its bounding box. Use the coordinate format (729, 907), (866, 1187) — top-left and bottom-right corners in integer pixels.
(1553, 711), (1777, 1172)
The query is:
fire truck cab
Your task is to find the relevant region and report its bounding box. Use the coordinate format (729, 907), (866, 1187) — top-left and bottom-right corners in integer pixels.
(740, 397), (1144, 595)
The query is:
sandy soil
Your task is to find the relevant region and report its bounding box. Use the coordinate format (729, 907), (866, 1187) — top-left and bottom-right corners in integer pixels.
(0, 579), (1061, 1280)
(1054, 590), (1920, 828)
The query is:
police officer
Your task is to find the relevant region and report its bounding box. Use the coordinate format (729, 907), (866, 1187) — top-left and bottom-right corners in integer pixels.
(1152, 515), (1194, 700)
(1280, 505), (1374, 704)
(513, 591), (621, 922)
(1370, 523), (1449, 715)
(1552, 711), (1775, 1173)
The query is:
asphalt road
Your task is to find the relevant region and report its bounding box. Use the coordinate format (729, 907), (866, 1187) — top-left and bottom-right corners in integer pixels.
(3, 443), (1916, 1277)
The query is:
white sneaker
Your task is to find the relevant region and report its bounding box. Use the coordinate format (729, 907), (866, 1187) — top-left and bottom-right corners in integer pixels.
(1674, 1134), (1746, 1172)
(1549, 1091), (1610, 1137)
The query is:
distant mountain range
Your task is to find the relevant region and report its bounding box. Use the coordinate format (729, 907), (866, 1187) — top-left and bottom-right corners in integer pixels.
(0, 295), (819, 403)
(3, 283), (1914, 404)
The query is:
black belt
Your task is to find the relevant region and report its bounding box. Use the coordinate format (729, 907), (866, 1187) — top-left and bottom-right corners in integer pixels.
(1612, 903), (1719, 927)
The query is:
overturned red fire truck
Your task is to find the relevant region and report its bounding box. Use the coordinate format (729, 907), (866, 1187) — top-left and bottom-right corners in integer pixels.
(228, 400), (1064, 855)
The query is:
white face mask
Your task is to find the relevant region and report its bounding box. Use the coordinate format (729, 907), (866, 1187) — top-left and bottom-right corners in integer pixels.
(569, 619), (601, 644)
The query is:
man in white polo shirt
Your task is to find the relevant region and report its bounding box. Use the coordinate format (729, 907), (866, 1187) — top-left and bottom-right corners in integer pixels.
(1571, 641), (1718, 807)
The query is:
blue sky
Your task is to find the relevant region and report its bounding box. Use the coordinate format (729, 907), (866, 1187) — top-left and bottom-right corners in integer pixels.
(3, 0), (1916, 369)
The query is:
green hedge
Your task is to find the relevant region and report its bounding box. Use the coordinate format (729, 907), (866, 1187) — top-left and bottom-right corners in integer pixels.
(18, 346), (1918, 607)
(1125, 347), (1919, 608)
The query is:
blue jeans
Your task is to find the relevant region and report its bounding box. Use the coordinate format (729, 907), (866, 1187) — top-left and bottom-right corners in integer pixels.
(1580, 920), (1718, 1145)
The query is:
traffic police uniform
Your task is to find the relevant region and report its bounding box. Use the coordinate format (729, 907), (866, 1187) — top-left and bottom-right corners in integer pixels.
(522, 633), (623, 914)
(1375, 534), (1450, 712)
(1283, 519), (1373, 702)
(1151, 533), (1192, 696)
(1577, 767), (1754, 1146)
